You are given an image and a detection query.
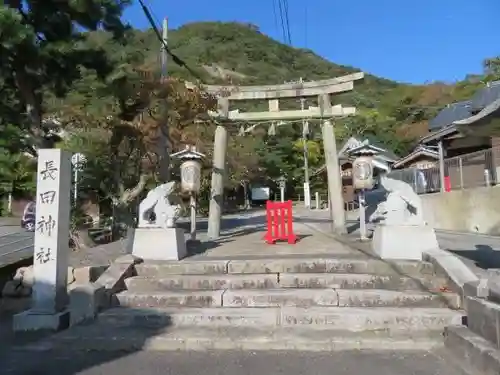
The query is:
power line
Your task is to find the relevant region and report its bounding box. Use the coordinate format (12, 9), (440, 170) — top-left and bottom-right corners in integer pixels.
(276, 0), (288, 44)
(282, 0), (292, 45)
(303, 2), (308, 48)
(137, 0), (204, 82)
(144, 0), (163, 29)
(272, 0), (280, 38)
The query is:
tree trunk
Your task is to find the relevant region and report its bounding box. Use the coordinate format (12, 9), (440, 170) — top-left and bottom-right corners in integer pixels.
(70, 229), (94, 250)
(111, 202), (136, 241)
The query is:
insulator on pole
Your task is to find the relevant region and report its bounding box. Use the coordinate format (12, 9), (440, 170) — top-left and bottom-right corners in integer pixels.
(268, 122), (276, 136)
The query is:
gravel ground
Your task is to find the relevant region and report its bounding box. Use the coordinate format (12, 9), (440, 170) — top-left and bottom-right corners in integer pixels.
(1, 349), (469, 375)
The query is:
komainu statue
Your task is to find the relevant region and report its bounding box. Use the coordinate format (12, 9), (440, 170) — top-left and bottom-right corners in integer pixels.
(369, 176), (426, 226)
(138, 181), (182, 228)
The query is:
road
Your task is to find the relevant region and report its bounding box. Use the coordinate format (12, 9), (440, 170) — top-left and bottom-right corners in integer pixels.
(0, 221), (33, 268)
(2, 348), (467, 375)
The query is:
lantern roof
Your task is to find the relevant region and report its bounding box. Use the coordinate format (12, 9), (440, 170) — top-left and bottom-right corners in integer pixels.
(171, 145), (205, 160)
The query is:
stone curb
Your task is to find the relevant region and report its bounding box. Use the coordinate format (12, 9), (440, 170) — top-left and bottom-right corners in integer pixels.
(93, 254), (143, 310)
(436, 229), (500, 239)
(422, 248), (480, 306)
(445, 325), (500, 375)
(64, 255), (143, 327)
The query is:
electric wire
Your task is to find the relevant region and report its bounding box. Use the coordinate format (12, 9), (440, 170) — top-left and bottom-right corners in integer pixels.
(304, 2), (308, 48)
(282, 0), (292, 45)
(272, 0), (280, 39)
(276, 0), (288, 44)
(137, 0), (204, 82)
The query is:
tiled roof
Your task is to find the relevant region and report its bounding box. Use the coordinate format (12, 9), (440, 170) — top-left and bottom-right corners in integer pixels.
(392, 145), (438, 169)
(453, 97), (500, 126)
(470, 80), (500, 112)
(428, 101), (471, 130)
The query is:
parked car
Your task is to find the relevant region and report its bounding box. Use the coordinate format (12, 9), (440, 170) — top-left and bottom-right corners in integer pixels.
(21, 201), (36, 232)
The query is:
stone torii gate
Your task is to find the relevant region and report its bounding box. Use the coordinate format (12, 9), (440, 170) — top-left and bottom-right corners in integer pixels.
(199, 72), (365, 238)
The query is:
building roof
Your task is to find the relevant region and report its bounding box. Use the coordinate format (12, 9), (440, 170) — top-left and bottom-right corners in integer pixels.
(470, 80), (500, 112)
(338, 136), (399, 161)
(421, 80), (500, 143)
(453, 97), (500, 127)
(312, 136), (396, 177)
(337, 136), (364, 158)
(419, 124), (459, 145)
(425, 80), (500, 133)
(311, 157), (390, 177)
(392, 145), (439, 169)
(428, 101), (471, 131)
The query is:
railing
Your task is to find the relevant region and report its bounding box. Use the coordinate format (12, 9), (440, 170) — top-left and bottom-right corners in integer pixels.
(388, 147), (498, 194)
(293, 193), (330, 209)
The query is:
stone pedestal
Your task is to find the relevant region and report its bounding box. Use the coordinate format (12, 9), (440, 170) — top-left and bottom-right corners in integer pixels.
(13, 310), (70, 332)
(372, 224), (439, 261)
(132, 227), (187, 261)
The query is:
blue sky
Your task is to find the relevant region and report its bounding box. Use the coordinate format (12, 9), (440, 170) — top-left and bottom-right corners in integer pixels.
(124, 0), (500, 84)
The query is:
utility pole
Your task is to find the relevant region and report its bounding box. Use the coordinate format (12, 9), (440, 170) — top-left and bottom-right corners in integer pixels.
(158, 17), (170, 182)
(299, 77), (311, 209)
(284, 77), (311, 208)
(160, 18), (168, 80)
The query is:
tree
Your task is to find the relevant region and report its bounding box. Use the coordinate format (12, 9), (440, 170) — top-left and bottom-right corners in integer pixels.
(0, 0), (131, 152)
(484, 57), (500, 78)
(58, 63), (217, 231)
(0, 151), (35, 211)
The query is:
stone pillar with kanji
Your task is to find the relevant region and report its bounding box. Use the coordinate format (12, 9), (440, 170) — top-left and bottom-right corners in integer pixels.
(14, 149), (72, 331)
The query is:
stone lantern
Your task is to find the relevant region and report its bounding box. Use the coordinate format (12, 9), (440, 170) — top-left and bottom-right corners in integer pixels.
(350, 151), (376, 241)
(352, 156), (375, 191)
(171, 145), (205, 240)
(277, 175), (286, 202)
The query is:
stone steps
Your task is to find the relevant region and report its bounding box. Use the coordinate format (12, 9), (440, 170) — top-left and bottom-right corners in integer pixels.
(135, 258), (436, 277)
(125, 273), (280, 290)
(57, 255), (458, 352)
(35, 325), (449, 352)
(116, 289), (461, 309)
(125, 273), (448, 292)
(97, 306), (464, 331)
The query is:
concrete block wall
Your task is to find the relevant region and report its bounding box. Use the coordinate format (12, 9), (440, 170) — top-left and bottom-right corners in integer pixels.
(421, 186), (500, 235)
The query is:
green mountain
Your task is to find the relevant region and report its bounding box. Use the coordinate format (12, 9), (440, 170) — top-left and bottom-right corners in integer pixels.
(91, 24), (408, 96)
(85, 21), (494, 154)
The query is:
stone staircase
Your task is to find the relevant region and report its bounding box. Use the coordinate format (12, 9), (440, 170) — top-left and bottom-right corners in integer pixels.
(50, 256), (465, 351)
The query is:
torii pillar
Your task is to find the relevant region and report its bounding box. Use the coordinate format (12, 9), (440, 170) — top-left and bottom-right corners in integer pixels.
(319, 94), (346, 235)
(207, 99), (229, 239)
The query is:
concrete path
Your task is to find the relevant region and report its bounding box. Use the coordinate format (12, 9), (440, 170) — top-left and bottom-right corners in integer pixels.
(2, 348), (468, 375)
(188, 220), (363, 259)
